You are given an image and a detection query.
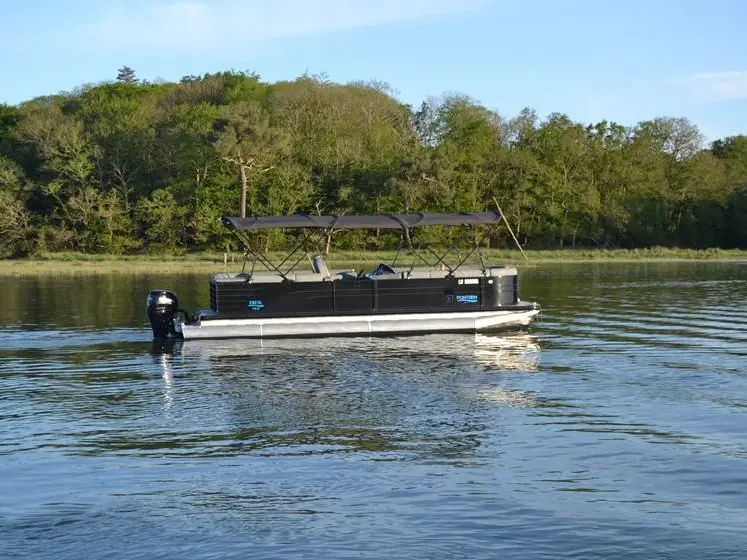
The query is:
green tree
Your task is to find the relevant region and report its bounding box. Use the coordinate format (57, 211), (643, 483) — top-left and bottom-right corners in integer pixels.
(712, 135), (747, 186)
(712, 136), (747, 246)
(116, 66), (137, 83)
(0, 156), (31, 257)
(212, 100), (282, 218)
(0, 71), (742, 255)
(136, 188), (187, 252)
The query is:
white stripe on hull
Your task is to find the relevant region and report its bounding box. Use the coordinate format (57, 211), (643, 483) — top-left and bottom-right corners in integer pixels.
(179, 308), (539, 340)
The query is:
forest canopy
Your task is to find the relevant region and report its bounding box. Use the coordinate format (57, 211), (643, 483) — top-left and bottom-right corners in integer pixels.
(1, 68), (746, 257)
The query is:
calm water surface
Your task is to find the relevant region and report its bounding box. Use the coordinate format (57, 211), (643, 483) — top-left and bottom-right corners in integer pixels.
(1, 262), (747, 559)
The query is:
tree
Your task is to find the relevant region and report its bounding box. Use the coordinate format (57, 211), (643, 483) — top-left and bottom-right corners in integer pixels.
(0, 155), (30, 256)
(524, 113), (600, 247)
(116, 66), (137, 83)
(212, 100), (281, 218)
(429, 95), (500, 213)
(583, 121), (633, 245)
(712, 136), (747, 246)
(635, 117), (704, 163)
(0, 103), (19, 144)
(0, 71), (741, 254)
(136, 188), (187, 252)
(672, 151), (728, 246)
(712, 135), (747, 187)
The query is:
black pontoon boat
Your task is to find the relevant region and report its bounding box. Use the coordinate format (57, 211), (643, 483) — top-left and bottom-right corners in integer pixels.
(146, 212), (540, 340)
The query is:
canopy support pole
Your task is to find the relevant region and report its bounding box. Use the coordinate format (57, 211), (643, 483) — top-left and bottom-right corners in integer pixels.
(492, 198), (528, 262)
(417, 225), (473, 274)
(232, 228), (327, 282)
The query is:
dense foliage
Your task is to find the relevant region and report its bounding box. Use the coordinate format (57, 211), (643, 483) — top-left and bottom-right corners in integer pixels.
(1, 69), (746, 257)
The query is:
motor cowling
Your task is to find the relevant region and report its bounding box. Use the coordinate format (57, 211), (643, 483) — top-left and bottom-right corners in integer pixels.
(146, 290), (182, 339)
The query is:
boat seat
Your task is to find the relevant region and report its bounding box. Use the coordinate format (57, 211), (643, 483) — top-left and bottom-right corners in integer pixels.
(211, 272), (251, 282)
(453, 266), (486, 278)
(402, 266), (518, 279)
(290, 271), (327, 282)
(369, 271), (409, 280)
(406, 269), (443, 279)
(312, 254), (331, 278)
(482, 266), (518, 278)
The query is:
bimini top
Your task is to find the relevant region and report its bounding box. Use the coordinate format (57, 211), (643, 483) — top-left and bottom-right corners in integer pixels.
(221, 211), (501, 231)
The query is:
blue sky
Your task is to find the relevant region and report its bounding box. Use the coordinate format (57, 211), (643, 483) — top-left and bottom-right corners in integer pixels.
(1, 0), (745, 141)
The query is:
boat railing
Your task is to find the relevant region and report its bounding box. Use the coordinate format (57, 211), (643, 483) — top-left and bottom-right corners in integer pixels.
(211, 263), (517, 285)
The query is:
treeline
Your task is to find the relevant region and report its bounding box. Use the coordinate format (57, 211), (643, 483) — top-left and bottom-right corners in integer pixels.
(1, 68), (746, 257)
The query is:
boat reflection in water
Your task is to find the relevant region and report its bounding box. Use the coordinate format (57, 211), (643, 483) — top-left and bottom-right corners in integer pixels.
(472, 332), (540, 371)
(151, 331), (540, 375)
(151, 332), (543, 417)
(147, 332), (542, 461)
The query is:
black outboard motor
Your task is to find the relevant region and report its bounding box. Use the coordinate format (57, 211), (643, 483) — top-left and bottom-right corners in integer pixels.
(146, 290), (182, 339)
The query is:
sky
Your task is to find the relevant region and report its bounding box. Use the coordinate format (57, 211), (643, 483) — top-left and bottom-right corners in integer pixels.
(1, 0), (746, 141)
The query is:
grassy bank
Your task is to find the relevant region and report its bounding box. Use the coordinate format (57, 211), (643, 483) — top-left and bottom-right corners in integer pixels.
(1, 247), (746, 275)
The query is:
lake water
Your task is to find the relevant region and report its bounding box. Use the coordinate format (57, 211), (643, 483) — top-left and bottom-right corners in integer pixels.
(1, 262), (747, 559)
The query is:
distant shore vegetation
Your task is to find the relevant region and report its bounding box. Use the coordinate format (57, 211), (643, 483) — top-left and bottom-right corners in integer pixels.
(2, 248), (745, 276)
(1, 67), (746, 259)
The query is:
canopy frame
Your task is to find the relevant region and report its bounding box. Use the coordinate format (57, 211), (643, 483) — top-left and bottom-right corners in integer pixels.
(223, 211), (502, 280)
(221, 211), (501, 231)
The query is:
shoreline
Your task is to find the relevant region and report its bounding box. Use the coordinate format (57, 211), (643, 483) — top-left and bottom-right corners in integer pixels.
(1, 248), (745, 275)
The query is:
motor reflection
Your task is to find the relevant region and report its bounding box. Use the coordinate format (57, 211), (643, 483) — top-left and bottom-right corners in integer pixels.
(150, 339), (184, 414)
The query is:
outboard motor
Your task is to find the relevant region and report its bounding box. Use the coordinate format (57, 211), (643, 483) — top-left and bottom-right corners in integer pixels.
(146, 290), (182, 339)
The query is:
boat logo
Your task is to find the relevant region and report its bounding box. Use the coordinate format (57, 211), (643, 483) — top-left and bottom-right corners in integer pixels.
(456, 294), (479, 304)
(248, 299), (265, 311)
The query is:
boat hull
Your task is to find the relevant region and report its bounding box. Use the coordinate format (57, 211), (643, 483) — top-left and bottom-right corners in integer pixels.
(179, 307), (539, 340)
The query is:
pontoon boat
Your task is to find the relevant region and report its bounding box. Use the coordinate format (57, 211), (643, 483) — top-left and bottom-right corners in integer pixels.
(146, 212), (540, 340)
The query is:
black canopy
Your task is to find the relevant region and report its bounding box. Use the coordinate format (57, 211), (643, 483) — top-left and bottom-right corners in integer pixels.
(221, 212), (501, 231)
